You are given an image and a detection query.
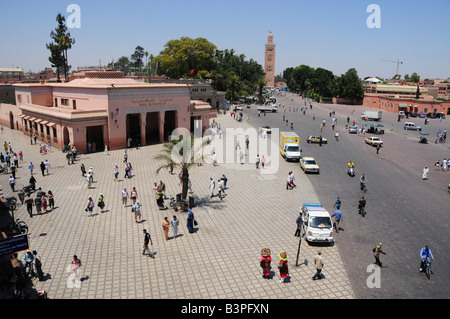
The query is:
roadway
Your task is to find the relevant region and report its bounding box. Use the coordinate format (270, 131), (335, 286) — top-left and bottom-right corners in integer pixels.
(239, 92), (450, 299)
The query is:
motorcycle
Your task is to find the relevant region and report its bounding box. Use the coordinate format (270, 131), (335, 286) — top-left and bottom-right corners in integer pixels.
(347, 166), (355, 177)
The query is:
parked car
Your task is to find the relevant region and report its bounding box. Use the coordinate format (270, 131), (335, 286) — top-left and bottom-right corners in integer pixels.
(348, 125), (358, 134)
(404, 122), (422, 131)
(408, 112), (417, 118)
(307, 135), (327, 144)
(398, 111), (406, 118)
(418, 113), (426, 118)
(300, 157), (320, 174)
(365, 136), (383, 146)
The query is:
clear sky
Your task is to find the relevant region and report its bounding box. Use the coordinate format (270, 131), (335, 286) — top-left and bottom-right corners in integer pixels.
(1, 0), (449, 79)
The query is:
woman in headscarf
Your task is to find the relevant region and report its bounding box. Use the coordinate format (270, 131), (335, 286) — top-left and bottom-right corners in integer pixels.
(260, 248), (272, 279)
(161, 217), (170, 240)
(278, 251), (289, 283)
(187, 208), (195, 233)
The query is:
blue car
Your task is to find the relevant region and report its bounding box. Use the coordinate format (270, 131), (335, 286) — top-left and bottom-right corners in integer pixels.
(418, 112), (426, 118)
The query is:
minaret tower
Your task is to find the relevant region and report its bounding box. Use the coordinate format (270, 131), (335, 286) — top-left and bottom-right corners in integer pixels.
(264, 31), (276, 87)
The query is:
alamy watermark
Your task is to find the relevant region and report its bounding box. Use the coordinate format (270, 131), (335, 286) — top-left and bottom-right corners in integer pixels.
(366, 4), (381, 29)
(169, 120), (280, 175)
(66, 4), (81, 29)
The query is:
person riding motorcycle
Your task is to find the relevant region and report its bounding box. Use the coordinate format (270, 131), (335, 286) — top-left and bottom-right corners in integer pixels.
(347, 161), (355, 175)
(360, 174), (367, 191)
(419, 245), (434, 272)
(358, 196), (366, 215)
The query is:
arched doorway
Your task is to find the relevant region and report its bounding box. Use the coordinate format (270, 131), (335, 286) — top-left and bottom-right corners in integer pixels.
(63, 126), (70, 146)
(9, 112), (14, 129)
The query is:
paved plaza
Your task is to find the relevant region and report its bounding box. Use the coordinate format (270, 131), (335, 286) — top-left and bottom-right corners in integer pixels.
(1, 111), (355, 299)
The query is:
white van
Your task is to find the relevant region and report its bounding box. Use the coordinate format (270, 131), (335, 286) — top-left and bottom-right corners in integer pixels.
(301, 203), (334, 243)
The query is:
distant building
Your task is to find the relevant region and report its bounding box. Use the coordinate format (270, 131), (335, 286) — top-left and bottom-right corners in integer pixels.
(363, 83), (450, 115)
(7, 71), (213, 153)
(264, 32), (276, 87)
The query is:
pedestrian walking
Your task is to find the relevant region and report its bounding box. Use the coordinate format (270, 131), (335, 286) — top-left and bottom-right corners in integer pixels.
(333, 197), (342, 210)
(41, 193), (48, 213)
(123, 150), (128, 163)
(34, 193), (42, 214)
(19, 151), (23, 163)
(80, 163), (86, 176)
(13, 153), (18, 167)
(312, 250), (325, 280)
(71, 255), (82, 282)
(133, 200), (142, 223)
(88, 167), (94, 183)
(422, 165), (429, 180)
(256, 154), (260, 169)
(142, 229), (155, 258)
(162, 217), (170, 240)
(40, 161), (45, 176)
(335, 131), (339, 141)
(28, 161), (34, 174)
(261, 155), (266, 169)
(113, 164), (119, 181)
(187, 208), (195, 233)
(104, 145), (109, 155)
(29, 173), (36, 191)
(435, 160), (440, 171)
(97, 193), (105, 213)
(131, 187), (138, 205)
(25, 193), (34, 218)
(32, 250), (44, 281)
(209, 177), (215, 198)
(376, 144), (381, 154)
(10, 163), (16, 179)
(260, 248), (272, 279)
(188, 178), (193, 194)
(278, 251), (289, 283)
(373, 243), (388, 267)
(170, 215), (180, 238)
(295, 212), (303, 237)
(9, 175), (15, 192)
(289, 171), (296, 187)
(86, 171), (92, 189)
(86, 196), (94, 217)
(121, 188), (129, 207)
(287, 173), (294, 190)
(442, 158), (448, 171)
(331, 209), (343, 233)
(44, 159), (50, 175)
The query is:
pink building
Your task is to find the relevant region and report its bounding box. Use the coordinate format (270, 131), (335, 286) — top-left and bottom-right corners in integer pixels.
(12, 71), (212, 153)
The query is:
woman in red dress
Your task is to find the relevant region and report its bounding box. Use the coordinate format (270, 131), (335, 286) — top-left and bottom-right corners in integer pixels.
(278, 251), (289, 283)
(260, 248), (272, 279)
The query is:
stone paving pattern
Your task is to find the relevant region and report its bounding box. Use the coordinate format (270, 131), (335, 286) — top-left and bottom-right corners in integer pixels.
(0, 113), (355, 299)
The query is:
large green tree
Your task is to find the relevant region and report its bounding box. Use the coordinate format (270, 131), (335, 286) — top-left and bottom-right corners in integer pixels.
(154, 37), (217, 78)
(335, 68), (364, 101)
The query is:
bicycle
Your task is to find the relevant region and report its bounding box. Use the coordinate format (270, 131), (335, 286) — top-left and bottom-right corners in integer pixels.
(5, 196), (17, 211)
(12, 218), (28, 234)
(423, 257), (433, 280)
(358, 206), (366, 217)
(360, 182), (367, 193)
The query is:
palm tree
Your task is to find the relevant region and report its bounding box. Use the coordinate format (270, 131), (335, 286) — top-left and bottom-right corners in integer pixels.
(228, 73), (240, 103)
(257, 76), (267, 104)
(155, 133), (205, 200)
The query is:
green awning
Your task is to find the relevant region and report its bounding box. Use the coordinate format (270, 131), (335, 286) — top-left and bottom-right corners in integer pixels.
(399, 104), (408, 108)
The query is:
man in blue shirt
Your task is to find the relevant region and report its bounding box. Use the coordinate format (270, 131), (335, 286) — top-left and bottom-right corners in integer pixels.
(419, 246), (434, 272)
(331, 210), (343, 233)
